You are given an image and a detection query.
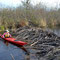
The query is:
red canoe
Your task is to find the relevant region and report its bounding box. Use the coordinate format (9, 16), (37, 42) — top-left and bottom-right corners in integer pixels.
(0, 34), (27, 46)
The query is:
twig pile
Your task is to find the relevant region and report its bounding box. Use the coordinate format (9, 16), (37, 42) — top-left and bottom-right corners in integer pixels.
(15, 26), (60, 60)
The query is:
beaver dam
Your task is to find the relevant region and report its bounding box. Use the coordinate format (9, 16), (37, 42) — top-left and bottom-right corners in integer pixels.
(14, 26), (60, 60)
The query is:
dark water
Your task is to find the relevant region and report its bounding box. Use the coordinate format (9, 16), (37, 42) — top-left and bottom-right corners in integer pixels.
(0, 38), (26, 60)
(45, 28), (60, 37)
(52, 29), (60, 37)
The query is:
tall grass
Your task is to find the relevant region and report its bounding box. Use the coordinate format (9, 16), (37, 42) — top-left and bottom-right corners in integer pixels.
(0, 2), (60, 31)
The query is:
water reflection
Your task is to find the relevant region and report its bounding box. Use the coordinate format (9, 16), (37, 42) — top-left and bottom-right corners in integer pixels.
(52, 29), (60, 37)
(0, 38), (30, 60)
(45, 28), (60, 37)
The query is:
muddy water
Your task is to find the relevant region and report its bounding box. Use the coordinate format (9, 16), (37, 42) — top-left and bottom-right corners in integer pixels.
(0, 38), (28, 60)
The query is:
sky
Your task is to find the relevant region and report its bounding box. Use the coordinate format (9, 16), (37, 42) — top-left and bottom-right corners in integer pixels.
(0, 0), (60, 8)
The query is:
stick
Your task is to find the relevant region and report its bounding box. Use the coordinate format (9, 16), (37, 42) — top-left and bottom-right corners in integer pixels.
(30, 40), (39, 46)
(30, 38), (42, 46)
(10, 54), (15, 60)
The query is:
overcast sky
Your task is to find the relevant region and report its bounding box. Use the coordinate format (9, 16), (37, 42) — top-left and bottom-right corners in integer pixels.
(0, 0), (60, 8)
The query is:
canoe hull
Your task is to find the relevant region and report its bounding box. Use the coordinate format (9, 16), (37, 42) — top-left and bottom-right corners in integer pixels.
(0, 34), (27, 46)
(4, 38), (27, 46)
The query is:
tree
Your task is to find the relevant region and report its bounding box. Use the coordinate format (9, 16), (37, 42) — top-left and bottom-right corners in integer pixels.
(22, 0), (31, 20)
